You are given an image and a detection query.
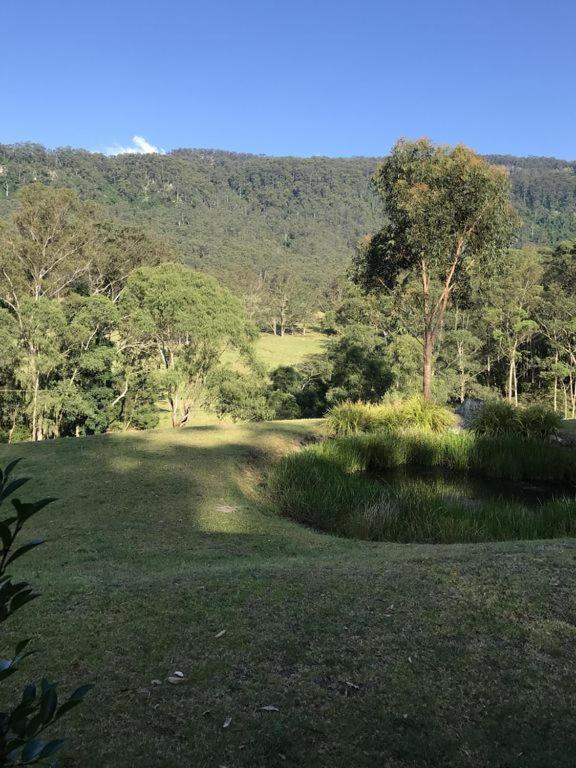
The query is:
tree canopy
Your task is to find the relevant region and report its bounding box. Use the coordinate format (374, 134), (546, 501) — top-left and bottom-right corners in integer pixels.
(355, 139), (517, 398)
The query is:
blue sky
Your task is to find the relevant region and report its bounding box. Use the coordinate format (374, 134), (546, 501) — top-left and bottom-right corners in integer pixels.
(3, 0), (575, 158)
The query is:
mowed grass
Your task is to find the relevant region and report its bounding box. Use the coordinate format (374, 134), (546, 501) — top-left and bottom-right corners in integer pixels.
(252, 331), (326, 370)
(1, 422), (576, 767)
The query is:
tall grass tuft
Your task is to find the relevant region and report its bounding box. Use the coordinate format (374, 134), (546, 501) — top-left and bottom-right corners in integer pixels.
(472, 401), (561, 440)
(326, 397), (456, 438)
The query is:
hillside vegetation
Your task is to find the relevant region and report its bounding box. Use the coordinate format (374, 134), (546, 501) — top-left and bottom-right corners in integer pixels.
(1, 423), (576, 767)
(1, 145), (575, 295)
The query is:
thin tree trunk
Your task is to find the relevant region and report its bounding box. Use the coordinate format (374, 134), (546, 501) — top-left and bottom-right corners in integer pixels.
(31, 369), (40, 441)
(422, 328), (434, 401)
(457, 342), (465, 403)
(507, 344), (517, 403)
(553, 352), (558, 411)
(8, 414), (17, 444)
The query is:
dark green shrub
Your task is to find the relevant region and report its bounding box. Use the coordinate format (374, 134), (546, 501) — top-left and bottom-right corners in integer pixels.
(472, 401), (561, 440)
(267, 391), (301, 420)
(519, 404), (562, 440)
(207, 369), (273, 421)
(0, 460), (92, 766)
(471, 401), (520, 437)
(269, 362), (330, 418)
(325, 325), (393, 404)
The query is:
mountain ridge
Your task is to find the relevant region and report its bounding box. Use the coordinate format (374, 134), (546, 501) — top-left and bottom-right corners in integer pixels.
(1, 143), (575, 293)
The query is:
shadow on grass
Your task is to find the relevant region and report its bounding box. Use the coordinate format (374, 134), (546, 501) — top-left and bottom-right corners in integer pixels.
(0, 420), (326, 582)
(2, 423), (576, 767)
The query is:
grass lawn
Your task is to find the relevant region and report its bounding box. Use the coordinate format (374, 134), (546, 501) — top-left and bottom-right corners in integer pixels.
(253, 331), (327, 370)
(1, 421), (576, 767)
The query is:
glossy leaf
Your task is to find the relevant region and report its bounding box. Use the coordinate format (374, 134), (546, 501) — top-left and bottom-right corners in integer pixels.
(7, 540), (45, 567)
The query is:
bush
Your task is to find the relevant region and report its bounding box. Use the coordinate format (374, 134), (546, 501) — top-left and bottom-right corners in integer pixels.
(269, 364), (328, 418)
(398, 396), (458, 433)
(325, 401), (380, 437)
(470, 401), (520, 437)
(267, 391), (301, 420)
(0, 460), (92, 765)
(519, 404), (562, 440)
(207, 369), (274, 422)
(472, 401), (561, 440)
(325, 397), (456, 437)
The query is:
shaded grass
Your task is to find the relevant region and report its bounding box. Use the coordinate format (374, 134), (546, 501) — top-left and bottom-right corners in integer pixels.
(269, 431), (576, 543)
(1, 422), (576, 766)
(325, 430), (576, 482)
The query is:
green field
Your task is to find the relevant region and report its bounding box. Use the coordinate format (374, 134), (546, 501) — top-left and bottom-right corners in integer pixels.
(253, 331), (327, 369)
(1, 421), (576, 767)
(223, 329), (327, 371)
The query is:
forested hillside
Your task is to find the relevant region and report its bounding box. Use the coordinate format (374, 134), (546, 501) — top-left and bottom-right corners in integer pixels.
(1, 145), (574, 294)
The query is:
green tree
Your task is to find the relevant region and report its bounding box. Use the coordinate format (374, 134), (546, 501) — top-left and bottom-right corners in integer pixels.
(252, 266), (318, 336)
(539, 241), (576, 416)
(355, 139), (516, 399)
(121, 263), (257, 427)
(325, 325), (392, 404)
(85, 218), (174, 301)
(0, 185), (94, 305)
(484, 247), (543, 404)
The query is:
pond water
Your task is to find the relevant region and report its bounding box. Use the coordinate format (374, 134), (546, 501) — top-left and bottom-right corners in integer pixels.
(369, 465), (576, 507)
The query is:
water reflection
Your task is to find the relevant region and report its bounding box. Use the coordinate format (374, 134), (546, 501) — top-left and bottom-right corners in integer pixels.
(369, 465), (576, 507)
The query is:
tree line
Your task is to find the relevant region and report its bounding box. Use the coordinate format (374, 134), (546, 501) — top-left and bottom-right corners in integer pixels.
(0, 185), (256, 440)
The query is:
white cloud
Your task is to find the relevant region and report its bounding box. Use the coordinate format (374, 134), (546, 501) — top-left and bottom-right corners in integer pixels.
(104, 135), (165, 156)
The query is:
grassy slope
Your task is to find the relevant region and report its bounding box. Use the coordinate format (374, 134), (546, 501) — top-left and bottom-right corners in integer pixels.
(1, 422), (576, 768)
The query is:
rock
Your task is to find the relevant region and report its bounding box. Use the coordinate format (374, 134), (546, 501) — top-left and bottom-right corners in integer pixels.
(455, 397), (484, 429)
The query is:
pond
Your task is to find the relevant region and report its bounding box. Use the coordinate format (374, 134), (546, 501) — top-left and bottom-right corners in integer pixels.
(369, 465), (576, 508)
